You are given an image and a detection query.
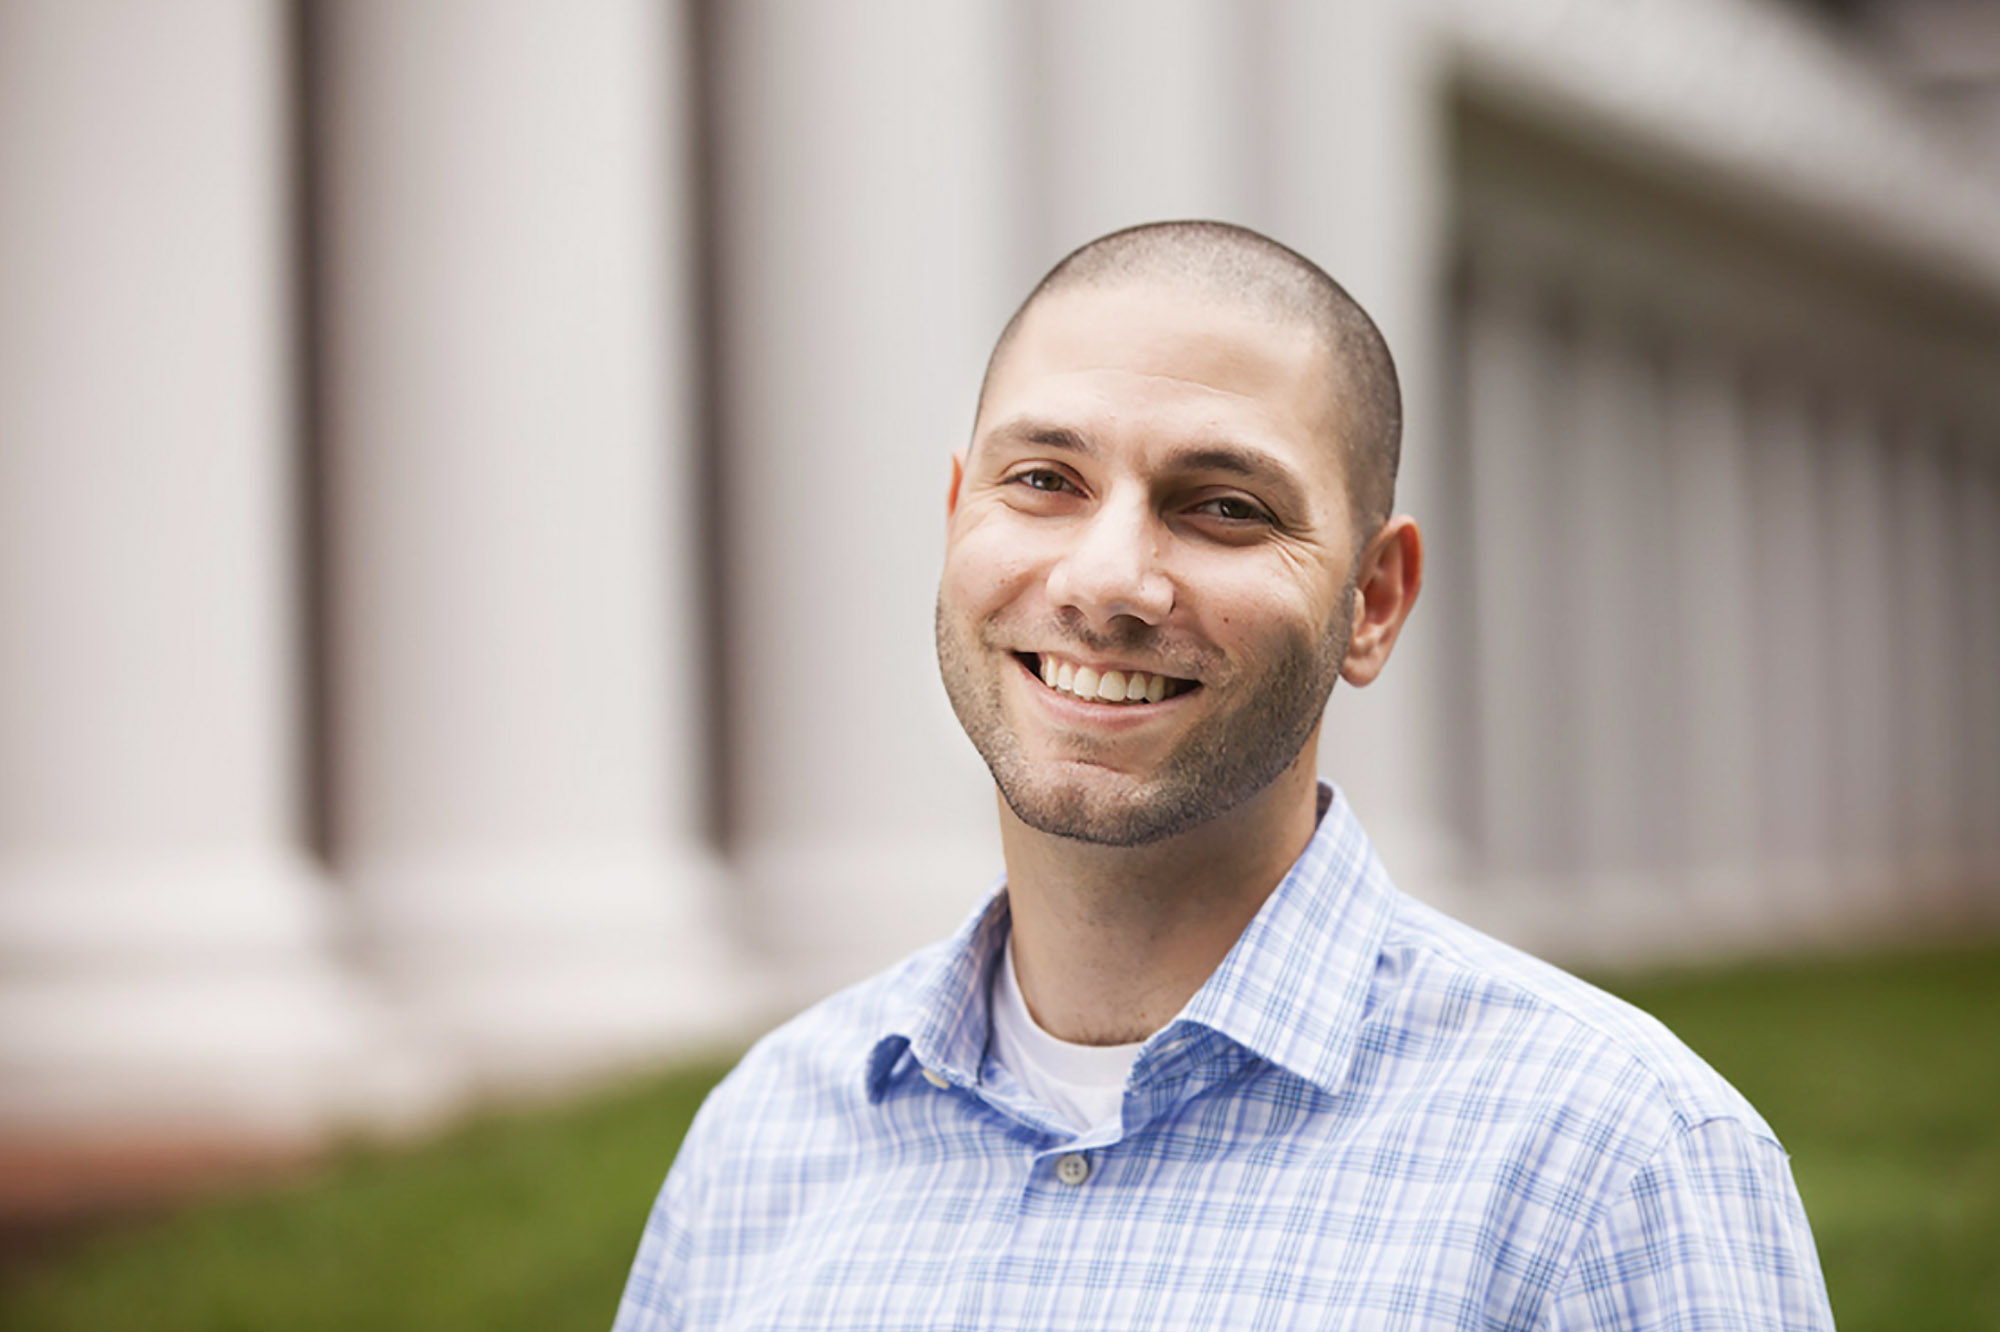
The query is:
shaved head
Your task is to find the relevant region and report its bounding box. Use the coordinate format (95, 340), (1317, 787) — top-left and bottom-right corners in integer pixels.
(980, 221), (1401, 533)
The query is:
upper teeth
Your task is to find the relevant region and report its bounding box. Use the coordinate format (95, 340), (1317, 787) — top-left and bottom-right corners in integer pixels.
(1038, 655), (1179, 704)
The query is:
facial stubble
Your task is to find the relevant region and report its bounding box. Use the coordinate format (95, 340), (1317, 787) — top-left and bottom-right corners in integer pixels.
(934, 570), (1358, 848)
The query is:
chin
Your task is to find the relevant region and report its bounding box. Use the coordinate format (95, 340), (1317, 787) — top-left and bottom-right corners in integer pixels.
(995, 765), (1233, 847)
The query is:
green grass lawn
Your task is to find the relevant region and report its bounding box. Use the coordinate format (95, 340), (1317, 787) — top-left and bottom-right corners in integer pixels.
(1591, 944), (2000, 1332)
(2, 946), (1995, 1331)
(0, 1052), (738, 1332)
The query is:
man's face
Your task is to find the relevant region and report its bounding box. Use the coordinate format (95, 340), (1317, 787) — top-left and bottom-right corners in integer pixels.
(936, 280), (1365, 846)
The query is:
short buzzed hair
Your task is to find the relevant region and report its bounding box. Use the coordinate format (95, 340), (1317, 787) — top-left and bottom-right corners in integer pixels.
(979, 220), (1402, 533)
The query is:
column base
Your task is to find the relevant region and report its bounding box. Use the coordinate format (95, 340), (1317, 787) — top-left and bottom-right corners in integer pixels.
(0, 850), (454, 1167)
(351, 844), (756, 1096)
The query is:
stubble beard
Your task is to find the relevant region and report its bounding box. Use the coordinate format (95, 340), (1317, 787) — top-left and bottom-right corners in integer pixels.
(934, 579), (1355, 848)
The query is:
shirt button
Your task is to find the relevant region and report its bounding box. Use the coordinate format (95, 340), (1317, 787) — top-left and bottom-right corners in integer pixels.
(921, 1068), (950, 1089)
(1055, 1152), (1092, 1186)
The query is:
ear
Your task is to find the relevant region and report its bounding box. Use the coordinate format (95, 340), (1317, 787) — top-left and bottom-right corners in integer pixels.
(1339, 515), (1422, 688)
(945, 450), (966, 520)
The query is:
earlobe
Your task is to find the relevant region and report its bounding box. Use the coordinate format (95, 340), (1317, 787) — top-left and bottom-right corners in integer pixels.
(1339, 516), (1423, 688)
(946, 451), (966, 520)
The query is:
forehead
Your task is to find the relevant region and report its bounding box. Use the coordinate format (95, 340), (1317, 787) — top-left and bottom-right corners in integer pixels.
(977, 281), (1342, 462)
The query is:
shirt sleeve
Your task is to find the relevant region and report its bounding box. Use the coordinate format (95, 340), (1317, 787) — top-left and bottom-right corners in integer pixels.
(610, 1120), (710, 1332)
(1546, 1116), (1836, 1331)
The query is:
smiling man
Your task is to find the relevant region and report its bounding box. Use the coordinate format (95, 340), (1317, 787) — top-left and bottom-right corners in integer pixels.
(614, 222), (1833, 1330)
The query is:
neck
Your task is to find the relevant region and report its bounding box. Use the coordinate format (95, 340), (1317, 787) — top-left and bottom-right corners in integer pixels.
(998, 757), (1321, 1046)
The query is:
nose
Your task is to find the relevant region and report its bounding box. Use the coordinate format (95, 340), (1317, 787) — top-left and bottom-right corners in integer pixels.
(1044, 492), (1174, 630)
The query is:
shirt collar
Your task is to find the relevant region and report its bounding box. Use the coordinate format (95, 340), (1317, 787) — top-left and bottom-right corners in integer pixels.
(1173, 783), (1397, 1095)
(864, 878), (1011, 1099)
(864, 783), (1397, 1102)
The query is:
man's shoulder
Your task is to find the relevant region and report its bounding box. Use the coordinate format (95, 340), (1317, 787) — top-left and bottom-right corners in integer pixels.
(1371, 888), (1776, 1150)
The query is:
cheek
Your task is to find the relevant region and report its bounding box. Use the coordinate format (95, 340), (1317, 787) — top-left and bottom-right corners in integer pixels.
(943, 522), (1048, 609)
(1190, 565), (1337, 650)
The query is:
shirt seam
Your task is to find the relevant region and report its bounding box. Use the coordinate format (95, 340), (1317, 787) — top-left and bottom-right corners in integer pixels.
(1380, 904), (1776, 1141)
(1530, 1111), (1767, 1330)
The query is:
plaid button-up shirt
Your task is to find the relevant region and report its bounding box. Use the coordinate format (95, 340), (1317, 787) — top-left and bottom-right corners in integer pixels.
(615, 787), (1834, 1330)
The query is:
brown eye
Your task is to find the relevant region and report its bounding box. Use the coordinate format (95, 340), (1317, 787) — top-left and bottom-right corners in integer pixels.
(1014, 469), (1071, 493)
(1195, 495), (1270, 523)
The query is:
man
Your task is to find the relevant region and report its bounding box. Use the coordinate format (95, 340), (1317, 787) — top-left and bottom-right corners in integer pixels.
(615, 222), (1834, 1330)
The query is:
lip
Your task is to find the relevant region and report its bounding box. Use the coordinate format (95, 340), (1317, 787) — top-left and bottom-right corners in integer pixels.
(1031, 651), (1188, 680)
(1010, 653), (1196, 728)
(1013, 649), (1201, 695)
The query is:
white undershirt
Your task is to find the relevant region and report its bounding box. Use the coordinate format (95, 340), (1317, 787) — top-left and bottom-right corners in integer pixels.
(989, 932), (1148, 1133)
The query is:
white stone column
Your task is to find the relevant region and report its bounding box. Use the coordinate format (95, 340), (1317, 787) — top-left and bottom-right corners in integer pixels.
(706, 0), (1018, 999)
(1455, 257), (1577, 943)
(1957, 444), (2000, 911)
(0, 0), (401, 1152)
(1565, 302), (1680, 947)
(1662, 343), (1766, 948)
(1886, 421), (1964, 922)
(1744, 372), (1837, 939)
(315, 0), (741, 1089)
(1819, 398), (1900, 930)
(1029, 0), (1264, 249)
(1268, 1), (1463, 901)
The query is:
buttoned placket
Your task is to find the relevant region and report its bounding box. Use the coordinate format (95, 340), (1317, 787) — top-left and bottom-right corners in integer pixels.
(912, 1055), (1116, 1208)
(895, 927), (1279, 1214)
(928, 1027), (1264, 1208)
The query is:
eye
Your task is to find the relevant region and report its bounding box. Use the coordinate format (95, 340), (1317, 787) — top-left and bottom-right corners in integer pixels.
(1008, 467), (1077, 494)
(1191, 494), (1272, 524)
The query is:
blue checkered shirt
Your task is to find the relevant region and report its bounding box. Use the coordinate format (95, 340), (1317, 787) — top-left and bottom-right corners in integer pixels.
(615, 787), (1834, 1330)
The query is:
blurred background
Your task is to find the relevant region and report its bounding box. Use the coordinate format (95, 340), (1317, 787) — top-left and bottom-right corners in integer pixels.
(2, 0), (1997, 1327)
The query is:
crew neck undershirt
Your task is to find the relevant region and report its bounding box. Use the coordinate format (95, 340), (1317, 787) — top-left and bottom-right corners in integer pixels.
(988, 931), (1148, 1134)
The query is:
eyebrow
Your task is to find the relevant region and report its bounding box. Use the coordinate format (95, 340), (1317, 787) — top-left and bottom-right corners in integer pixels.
(1173, 445), (1313, 520)
(978, 418), (1315, 518)
(979, 420), (1095, 457)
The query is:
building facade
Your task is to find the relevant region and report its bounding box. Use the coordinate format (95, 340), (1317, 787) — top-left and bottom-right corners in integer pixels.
(3, 0), (1996, 1208)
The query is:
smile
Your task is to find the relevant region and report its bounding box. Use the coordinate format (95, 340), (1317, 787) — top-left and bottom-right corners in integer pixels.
(1016, 653), (1197, 706)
